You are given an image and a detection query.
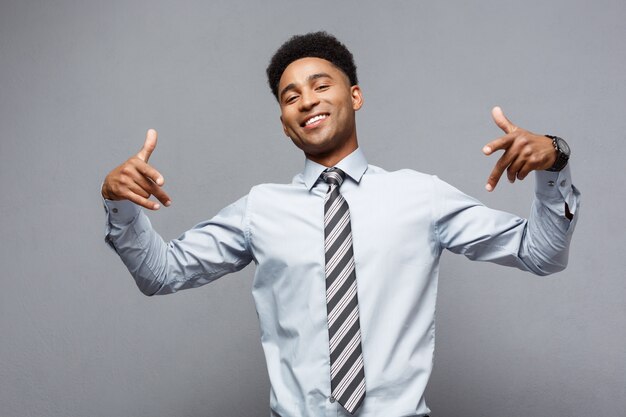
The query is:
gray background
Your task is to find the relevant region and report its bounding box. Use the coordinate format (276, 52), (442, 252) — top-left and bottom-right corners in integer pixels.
(1, 0), (624, 416)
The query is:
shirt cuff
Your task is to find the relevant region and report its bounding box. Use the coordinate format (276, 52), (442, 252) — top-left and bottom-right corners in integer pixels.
(103, 198), (141, 225)
(534, 164), (578, 217)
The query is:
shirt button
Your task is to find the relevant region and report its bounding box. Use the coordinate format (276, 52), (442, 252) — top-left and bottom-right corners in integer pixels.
(112, 208), (119, 213)
(547, 180), (555, 187)
(329, 396), (336, 403)
(560, 180), (567, 187)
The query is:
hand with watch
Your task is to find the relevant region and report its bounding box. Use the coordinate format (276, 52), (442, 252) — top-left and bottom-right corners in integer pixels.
(482, 106), (571, 191)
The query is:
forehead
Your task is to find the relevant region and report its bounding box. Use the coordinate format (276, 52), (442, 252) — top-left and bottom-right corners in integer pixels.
(278, 57), (349, 90)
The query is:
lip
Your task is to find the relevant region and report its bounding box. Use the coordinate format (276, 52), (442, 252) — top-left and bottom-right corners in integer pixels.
(301, 113), (330, 129)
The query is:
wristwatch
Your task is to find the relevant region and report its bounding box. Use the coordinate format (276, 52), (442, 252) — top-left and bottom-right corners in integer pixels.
(545, 135), (570, 172)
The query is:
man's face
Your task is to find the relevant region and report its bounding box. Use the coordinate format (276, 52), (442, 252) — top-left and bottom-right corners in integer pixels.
(278, 57), (363, 165)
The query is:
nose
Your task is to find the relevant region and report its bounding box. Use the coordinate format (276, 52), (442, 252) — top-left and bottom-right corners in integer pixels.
(299, 88), (319, 111)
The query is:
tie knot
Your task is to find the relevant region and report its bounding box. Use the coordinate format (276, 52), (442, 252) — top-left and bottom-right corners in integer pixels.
(321, 167), (346, 187)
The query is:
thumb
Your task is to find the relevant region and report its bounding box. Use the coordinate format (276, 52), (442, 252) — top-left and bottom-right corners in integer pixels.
(491, 106), (516, 134)
(137, 129), (158, 162)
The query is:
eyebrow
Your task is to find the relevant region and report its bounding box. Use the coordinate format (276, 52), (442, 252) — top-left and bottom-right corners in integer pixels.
(279, 72), (334, 100)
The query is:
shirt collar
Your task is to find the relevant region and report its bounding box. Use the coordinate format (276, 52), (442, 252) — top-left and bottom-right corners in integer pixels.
(302, 148), (368, 190)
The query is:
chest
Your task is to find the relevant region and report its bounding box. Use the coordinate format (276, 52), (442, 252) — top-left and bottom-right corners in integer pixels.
(248, 183), (436, 269)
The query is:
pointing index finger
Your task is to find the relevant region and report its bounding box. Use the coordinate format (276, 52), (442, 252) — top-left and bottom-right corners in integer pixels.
(482, 132), (516, 155)
(135, 159), (165, 186)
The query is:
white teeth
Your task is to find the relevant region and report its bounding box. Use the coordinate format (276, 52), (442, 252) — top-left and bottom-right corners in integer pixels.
(305, 114), (327, 126)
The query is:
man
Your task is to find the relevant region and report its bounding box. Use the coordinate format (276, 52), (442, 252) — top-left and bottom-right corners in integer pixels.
(102, 32), (579, 417)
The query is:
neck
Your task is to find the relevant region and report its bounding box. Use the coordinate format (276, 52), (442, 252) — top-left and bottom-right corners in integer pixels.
(306, 138), (359, 168)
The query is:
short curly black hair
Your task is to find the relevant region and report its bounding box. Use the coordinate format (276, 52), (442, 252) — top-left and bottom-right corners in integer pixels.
(266, 31), (358, 101)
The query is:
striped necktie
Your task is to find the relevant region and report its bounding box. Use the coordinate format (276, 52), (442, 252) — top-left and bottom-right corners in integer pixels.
(321, 167), (366, 414)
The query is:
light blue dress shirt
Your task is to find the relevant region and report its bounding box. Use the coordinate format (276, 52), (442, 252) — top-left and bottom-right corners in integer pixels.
(103, 148), (579, 417)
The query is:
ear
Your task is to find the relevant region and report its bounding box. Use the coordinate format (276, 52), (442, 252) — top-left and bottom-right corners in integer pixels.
(351, 85), (363, 111)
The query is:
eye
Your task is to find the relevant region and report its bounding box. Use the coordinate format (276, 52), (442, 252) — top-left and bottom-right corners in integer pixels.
(316, 84), (330, 91)
(285, 95), (299, 104)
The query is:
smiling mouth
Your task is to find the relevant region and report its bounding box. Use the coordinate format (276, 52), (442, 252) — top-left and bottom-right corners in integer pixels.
(302, 113), (329, 128)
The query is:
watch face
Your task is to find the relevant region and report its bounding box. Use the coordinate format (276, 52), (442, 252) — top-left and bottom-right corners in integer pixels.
(557, 137), (571, 155)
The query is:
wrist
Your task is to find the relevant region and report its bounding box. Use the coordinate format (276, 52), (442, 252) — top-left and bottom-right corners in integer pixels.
(545, 135), (570, 172)
(101, 182), (113, 200)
